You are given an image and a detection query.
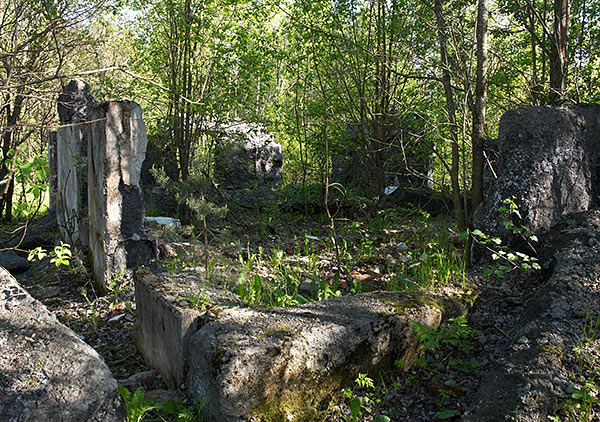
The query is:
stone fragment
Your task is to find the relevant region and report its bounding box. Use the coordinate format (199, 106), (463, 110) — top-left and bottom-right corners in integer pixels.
(0, 250), (30, 273)
(213, 121), (283, 191)
(0, 267), (125, 421)
(465, 210), (600, 421)
(134, 269), (241, 389)
(135, 268), (446, 421)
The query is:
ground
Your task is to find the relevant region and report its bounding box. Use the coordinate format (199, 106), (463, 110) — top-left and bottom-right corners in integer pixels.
(2, 204), (599, 421)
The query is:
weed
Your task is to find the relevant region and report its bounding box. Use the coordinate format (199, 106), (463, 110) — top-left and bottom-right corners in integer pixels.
(187, 290), (209, 311)
(118, 386), (156, 422)
(339, 373), (390, 422)
(552, 311), (600, 421)
(27, 241), (73, 268)
(118, 385), (207, 422)
(105, 270), (130, 310)
(317, 276), (342, 301)
(470, 197), (541, 277)
(409, 316), (482, 417)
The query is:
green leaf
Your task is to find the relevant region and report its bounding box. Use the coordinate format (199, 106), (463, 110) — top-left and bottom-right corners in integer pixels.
(437, 409), (460, 419)
(350, 397), (362, 418)
(374, 415), (391, 422)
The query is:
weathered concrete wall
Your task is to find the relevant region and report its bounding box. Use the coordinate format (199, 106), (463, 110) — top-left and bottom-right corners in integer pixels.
(48, 131), (57, 209)
(133, 269), (241, 388)
(88, 101), (156, 291)
(55, 80), (97, 247)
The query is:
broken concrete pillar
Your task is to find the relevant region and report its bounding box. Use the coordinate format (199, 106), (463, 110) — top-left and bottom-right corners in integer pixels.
(88, 101), (156, 291)
(55, 79), (97, 247)
(48, 131), (57, 209)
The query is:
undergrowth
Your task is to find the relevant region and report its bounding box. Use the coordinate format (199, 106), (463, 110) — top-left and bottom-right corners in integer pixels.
(155, 203), (468, 309)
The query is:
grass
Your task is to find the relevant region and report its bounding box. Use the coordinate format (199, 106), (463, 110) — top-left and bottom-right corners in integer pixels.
(153, 203), (468, 310)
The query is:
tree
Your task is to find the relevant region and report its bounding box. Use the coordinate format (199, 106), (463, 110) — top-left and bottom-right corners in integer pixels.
(549, 0), (569, 103)
(471, 0), (489, 215)
(0, 0), (105, 221)
(433, 0), (466, 232)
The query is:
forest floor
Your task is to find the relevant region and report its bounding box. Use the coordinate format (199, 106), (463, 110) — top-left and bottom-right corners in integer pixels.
(3, 205), (597, 421)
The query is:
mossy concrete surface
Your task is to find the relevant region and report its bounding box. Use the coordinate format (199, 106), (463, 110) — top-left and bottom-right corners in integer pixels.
(135, 269), (454, 421)
(186, 290), (446, 421)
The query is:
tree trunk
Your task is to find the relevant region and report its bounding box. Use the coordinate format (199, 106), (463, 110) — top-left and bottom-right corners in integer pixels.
(471, 0), (489, 217)
(433, 0), (466, 232)
(549, 0), (569, 104)
(0, 95), (24, 221)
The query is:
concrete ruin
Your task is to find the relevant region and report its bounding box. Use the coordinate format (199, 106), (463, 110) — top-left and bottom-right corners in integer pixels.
(213, 121), (283, 190)
(87, 101), (156, 290)
(55, 80), (97, 247)
(134, 269), (448, 420)
(0, 267), (126, 421)
(55, 81), (156, 291)
(474, 104), (600, 251)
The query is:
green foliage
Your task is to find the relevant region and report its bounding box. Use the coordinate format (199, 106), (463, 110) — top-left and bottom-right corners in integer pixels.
(470, 197), (541, 277)
(27, 242), (73, 268)
(409, 316), (482, 418)
(12, 156), (49, 220)
(317, 276), (342, 301)
(118, 386), (156, 422)
(338, 373), (391, 422)
(118, 385), (207, 422)
(411, 316), (481, 356)
(151, 166), (227, 229)
(552, 311), (600, 421)
(187, 290), (209, 312)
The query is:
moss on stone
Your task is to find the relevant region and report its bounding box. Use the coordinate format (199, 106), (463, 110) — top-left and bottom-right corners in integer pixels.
(251, 383), (335, 422)
(258, 322), (300, 339)
(383, 297), (443, 316)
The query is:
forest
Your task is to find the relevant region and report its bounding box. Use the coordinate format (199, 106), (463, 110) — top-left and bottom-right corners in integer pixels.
(0, 0), (600, 421)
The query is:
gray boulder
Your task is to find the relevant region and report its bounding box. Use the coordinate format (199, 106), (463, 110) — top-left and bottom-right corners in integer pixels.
(0, 267), (125, 421)
(187, 292), (443, 421)
(474, 104), (600, 249)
